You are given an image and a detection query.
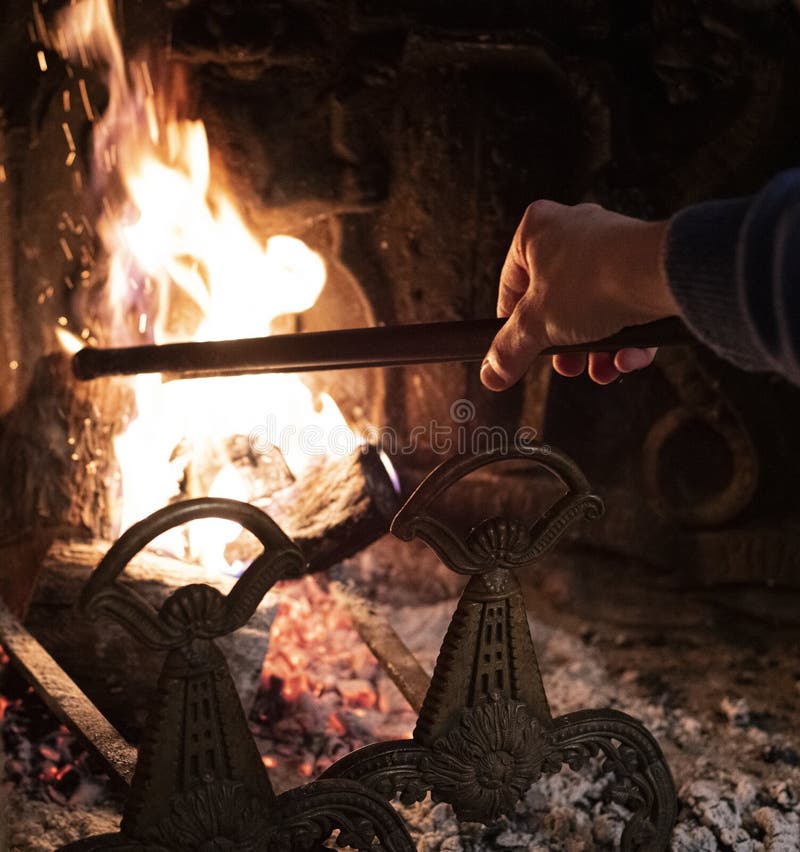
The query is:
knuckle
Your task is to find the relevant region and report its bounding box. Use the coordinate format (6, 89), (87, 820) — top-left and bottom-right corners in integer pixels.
(490, 311), (541, 380)
(515, 302), (540, 341)
(489, 339), (515, 378)
(522, 199), (563, 231)
(514, 319), (540, 352)
(518, 200), (562, 255)
(524, 199), (555, 221)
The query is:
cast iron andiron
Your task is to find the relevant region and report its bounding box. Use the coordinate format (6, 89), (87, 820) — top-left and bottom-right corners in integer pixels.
(321, 445), (677, 851)
(57, 498), (415, 852)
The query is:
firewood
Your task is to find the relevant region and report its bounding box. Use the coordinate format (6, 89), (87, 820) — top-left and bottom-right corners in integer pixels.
(24, 539), (278, 741)
(183, 436), (295, 502)
(226, 444), (400, 575)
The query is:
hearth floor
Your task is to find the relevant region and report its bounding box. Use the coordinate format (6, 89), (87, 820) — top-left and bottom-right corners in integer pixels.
(4, 580), (800, 852)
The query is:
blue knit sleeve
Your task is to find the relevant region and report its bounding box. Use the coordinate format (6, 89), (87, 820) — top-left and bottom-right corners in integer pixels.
(664, 169), (800, 384)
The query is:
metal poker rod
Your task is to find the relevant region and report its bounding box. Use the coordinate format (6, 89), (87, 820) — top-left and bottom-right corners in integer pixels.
(72, 316), (695, 381)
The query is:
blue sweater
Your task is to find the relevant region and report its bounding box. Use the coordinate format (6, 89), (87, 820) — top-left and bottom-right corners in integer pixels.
(665, 169), (800, 385)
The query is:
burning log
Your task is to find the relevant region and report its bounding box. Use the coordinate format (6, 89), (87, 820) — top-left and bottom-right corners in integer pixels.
(226, 444), (401, 575)
(184, 436), (295, 504)
(0, 355), (127, 543)
(0, 354), (133, 614)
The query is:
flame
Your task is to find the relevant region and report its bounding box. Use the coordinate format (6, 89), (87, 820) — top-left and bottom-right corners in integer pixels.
(55, 328), (84, 355)
(48, 0), (350, 570)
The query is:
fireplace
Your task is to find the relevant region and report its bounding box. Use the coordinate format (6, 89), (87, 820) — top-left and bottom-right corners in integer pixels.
(3, 1), (800, 850)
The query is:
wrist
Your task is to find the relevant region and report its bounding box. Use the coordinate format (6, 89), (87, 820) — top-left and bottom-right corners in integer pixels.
(607, 217), (679, 322)
(646, 219), (680, 318)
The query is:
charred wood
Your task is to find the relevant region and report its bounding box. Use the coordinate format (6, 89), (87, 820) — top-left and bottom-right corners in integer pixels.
(322, 574), (429, 714)
(226, 444), (400, 576)
(0, 355), (133, 615)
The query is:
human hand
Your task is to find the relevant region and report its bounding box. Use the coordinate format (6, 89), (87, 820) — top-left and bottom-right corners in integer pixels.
(480, 201), (678, 390)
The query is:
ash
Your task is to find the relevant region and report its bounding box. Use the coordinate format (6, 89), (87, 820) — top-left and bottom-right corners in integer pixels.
(5, 579), (800, 851)
(0, 660), (120, 850)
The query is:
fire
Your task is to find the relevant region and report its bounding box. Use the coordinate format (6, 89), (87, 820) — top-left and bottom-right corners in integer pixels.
(45, 1), (352, 570)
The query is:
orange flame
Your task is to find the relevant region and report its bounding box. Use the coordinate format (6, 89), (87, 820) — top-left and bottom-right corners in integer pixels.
(49, 0), (350, 569)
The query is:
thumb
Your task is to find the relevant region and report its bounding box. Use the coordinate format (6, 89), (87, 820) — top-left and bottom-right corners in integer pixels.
(481, 297), (545, 391)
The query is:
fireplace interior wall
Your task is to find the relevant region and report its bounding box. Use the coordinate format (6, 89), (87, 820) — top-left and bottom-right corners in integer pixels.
(1, 0), (800, 627)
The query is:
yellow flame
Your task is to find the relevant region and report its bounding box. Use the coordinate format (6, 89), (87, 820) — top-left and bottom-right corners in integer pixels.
(56, 328), (84, 355)
(52, 0), (349, 569)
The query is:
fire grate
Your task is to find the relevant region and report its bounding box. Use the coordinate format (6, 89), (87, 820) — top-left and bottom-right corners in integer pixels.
(7, 444), (675, 851)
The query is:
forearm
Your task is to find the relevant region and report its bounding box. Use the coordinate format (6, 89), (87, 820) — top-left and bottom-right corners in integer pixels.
(664, 169), (800, 384)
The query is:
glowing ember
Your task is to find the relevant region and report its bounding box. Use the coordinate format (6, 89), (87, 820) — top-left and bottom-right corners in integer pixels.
(46, 0), (353, 570)
(252, 579), (416, 787)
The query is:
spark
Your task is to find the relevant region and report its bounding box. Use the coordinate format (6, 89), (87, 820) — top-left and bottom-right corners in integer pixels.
(78, 79), (94, 120)
(36, 50), (48, 72)
(62, 122), (76, 152)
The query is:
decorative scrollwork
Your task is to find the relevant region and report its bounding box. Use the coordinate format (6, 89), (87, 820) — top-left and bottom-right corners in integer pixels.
(546, 710), (677, 852)
(80, 498), (305, 649)
(327, 446), (675, 850)
(421, 693), (547, 823)
(319, 740), (430, 806)
(273, 780), (416, 852)
(391, 446), (604, 575)
(58, 499), (415, 852)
